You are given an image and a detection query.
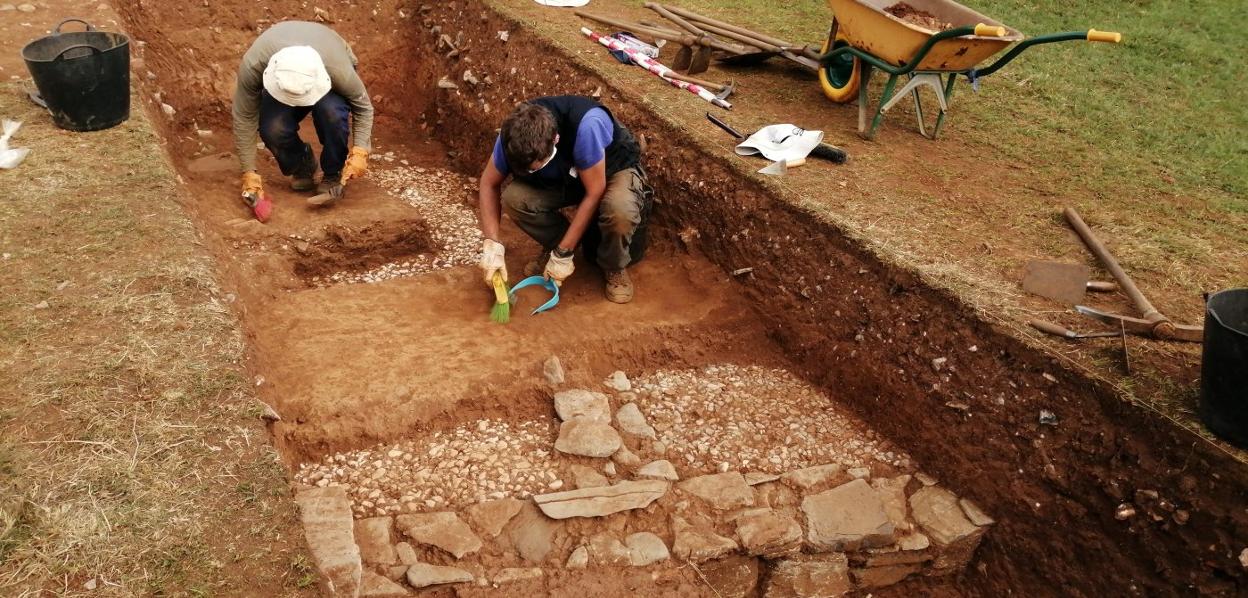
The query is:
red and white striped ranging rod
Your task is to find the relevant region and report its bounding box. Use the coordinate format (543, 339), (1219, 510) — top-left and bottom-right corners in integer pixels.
(581, 27), (732, 110)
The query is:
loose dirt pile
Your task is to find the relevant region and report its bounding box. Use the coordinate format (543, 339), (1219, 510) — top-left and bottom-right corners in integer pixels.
(885, 2), (953, 31)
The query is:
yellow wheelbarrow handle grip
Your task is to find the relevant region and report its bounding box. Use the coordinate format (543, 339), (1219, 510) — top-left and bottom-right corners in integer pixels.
(1087, 29), (1123, 43)
(974, 23), (1007, 37)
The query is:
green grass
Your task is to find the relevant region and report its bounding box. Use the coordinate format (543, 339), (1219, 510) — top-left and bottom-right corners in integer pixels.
(680, 0), (1248, 208)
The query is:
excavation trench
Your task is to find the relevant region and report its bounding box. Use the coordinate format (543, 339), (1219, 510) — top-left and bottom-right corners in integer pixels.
(113, 0), (1246, 596)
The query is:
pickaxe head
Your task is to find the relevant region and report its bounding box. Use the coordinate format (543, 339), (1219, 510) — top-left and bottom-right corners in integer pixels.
(713, 79), (736, 101)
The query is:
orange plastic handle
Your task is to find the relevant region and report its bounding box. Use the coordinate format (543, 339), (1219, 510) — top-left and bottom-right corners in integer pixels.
(974, 23), (1006, 37)
(1087, 29), (1122, 43)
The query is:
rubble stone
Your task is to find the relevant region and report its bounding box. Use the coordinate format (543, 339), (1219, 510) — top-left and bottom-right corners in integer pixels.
(782, 464), (844, 492)
(534, 480), (668, 519)
(625, 532), (670, 566)
(851, 564), (921, 588)
(394, 542), (419, 566)
(871, 475), (912, 533)
(959, 498), (995, 527)
(506, 502), (560, 563)
(565, 546), (590, 569)
(734, 508), (802, 557)
(766, 554), (851, 598)
(637, 460), (679, 481)
(406, 563), (473, 588)
(679, 472), (754, 510)
(492, 567), (543, 584)
(605, 370), (632, 391)
(864, 532), (933, 567)
(672, 515), (738, 562)
(553, 389), (610, 423)
(745, 472), (780, 486)
(909, 486), (986, 573)
(360, 570), (409, 597)
(543, 356), (565, 385)
(466, 498), (523, 537)
(570, 463), (609, 488)
(700, 555), (761, 598)
(396, 512), (482, 558)
(612, 444), (642, 467)
(295, 487), (362, 597)
(555, 418), (622, 458)
(615, 403), (657, 439)
(590, 533), (633, 566)
(354, 517), (397, 565)
(802, 479), (895, 552)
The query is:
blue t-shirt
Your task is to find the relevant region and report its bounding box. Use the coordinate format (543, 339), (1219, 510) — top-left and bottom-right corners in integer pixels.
(491, 108), (614, 179)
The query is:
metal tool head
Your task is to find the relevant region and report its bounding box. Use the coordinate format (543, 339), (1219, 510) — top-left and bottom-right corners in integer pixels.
(1022, 260), (1091, 305)
(688, 40), (712, 74)
(714, 79), (736, 101)
(672, 44), (693, 71)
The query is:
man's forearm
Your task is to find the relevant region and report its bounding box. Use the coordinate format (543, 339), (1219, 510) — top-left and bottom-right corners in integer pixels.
(560, 192), (604, 250)
(478, 185), (504, 241)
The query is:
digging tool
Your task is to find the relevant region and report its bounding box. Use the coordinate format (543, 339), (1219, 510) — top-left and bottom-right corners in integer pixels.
(583, 28), (732, 109)
(1022, 260), (1092, 305)
(575, 12), (747, 56)
(1063, 207), (1203, 343)
(644, 2), (714, 74)
(1029, 319), (1119, 339)
(659, 4), (822, 71)
(663, 72), (735, 99)
(705, 113), (848, 163)
(307, 181), (345, 206)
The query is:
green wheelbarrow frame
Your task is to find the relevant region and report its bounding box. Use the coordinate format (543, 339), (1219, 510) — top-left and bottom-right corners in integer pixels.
(816, 23), (1122, 140)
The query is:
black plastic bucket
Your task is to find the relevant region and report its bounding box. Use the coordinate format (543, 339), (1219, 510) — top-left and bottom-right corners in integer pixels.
(21, 19), (130, 132)
(1199, 288), (1248, 448)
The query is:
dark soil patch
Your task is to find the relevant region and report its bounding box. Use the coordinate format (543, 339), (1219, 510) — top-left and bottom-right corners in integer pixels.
(290, 219), (436, 285)
(886, 2), (953, 31)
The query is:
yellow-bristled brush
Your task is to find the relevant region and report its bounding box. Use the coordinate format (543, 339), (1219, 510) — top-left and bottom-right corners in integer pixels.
(490, 271), (511, 324)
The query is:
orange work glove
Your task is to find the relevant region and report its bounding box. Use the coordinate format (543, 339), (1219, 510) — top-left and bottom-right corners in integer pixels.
(341, 146), (369, 183)
(241, 171), (264, 198)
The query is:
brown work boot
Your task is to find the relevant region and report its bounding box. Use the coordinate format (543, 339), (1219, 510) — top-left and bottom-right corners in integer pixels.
(524, 251), (551, 278)
(605, 269), (633, 304)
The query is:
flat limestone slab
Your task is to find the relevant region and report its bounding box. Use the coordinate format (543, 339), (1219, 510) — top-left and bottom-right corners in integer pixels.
(296, 487), (362, 597)
(534, 479), (668, 519)
(801, 479), (895, 552)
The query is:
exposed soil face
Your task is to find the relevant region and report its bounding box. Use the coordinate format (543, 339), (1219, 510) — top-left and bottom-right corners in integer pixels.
(110, 0), (1247, 596)
(290, 220), (436, 285)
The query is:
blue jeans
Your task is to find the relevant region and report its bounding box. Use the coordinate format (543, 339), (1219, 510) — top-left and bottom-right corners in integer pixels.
(259, 90), (350, 179)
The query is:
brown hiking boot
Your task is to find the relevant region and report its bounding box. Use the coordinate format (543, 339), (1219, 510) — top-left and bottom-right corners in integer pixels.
(524, 251), (551, 278)
(605, 269), (633, 304)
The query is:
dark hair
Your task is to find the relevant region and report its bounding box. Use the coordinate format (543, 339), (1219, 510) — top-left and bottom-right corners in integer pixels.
(501, 103), (557, 171)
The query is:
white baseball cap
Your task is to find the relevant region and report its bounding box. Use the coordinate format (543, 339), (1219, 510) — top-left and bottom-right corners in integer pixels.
(262, 46), (332, 107)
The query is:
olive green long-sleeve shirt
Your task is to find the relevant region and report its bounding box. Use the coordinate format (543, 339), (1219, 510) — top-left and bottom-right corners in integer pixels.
(232, 21), (373, 172)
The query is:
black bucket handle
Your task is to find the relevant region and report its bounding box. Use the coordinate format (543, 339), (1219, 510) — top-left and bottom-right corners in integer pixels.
(53, 44), (103, 61)
(53, 18), (97, 34)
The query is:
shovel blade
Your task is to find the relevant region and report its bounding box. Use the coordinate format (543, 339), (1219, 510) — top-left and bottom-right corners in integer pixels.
(672, 45), (693, 71)
(1022, 260), (1090, 305)
(688, 46), (712, 74)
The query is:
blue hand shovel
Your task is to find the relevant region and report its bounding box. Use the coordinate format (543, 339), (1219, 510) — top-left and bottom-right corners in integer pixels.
(508, 276), (560, 315)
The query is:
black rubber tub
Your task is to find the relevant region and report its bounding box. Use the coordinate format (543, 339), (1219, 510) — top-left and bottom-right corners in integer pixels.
(1200, 288), (1248, 448)
(21, 18), (130, 132)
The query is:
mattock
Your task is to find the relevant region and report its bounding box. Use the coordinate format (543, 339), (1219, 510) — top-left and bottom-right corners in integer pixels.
(1064, 207), (1203, 342)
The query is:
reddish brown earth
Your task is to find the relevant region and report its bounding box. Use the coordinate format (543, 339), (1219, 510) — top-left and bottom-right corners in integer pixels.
(103, 0), (1248, 596)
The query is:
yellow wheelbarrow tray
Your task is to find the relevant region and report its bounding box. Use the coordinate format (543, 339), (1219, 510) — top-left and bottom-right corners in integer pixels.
(816, 0), (1122, 140)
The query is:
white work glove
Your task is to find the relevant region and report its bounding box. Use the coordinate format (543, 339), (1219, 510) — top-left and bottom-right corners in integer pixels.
(544, 252), (575, 286)
(480, 239), (507, 287)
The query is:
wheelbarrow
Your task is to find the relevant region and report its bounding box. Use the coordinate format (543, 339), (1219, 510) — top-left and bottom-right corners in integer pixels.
(815, 0), (1122, 139)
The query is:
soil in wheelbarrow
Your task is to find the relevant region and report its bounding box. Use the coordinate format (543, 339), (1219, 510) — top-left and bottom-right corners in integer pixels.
(886, 2), (954, 31)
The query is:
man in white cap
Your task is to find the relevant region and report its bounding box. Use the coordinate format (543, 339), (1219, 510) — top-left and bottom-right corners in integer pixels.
(233, 21), (374, 220)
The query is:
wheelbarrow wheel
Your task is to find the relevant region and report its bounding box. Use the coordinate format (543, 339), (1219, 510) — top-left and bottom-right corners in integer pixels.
(819, 20), (860, 103)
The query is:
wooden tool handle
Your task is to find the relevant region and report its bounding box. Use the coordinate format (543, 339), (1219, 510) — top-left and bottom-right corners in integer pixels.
(664, 4), (794, 48)
(1063, 207), (1165, 324)
(645, 2), (707, 37)
(1030, 319), (1076, 338)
